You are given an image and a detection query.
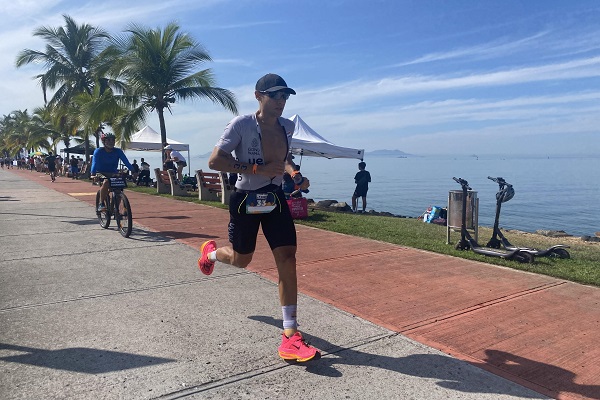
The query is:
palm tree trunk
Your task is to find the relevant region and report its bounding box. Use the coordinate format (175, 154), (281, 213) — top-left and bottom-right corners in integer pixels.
(84, 136), (90, 163)
(157, 107), (168, 165)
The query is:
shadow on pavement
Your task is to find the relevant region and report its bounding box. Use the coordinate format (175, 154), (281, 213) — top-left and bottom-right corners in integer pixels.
(62, 219), (100, 226)
(151, 230), (218, 240)
(137, 215), (193, 220)
(0, 343), (175, 374)
(481, 350), (600, 400)
(248, 316), (545, 398)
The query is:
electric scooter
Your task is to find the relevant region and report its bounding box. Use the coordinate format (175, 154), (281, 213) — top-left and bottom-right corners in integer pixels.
(485, 176), (570, 259)
(452, 177), (534, 263)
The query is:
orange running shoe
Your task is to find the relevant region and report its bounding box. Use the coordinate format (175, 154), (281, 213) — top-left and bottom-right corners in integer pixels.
(278, 332), (320, 362)
(198, 240), (217, 275)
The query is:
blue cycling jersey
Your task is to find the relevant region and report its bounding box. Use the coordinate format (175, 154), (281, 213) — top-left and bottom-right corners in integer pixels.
(91, 147), (134, 175)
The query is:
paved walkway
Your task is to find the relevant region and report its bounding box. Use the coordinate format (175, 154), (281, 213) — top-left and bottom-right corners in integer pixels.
(1, 168), (598, 399)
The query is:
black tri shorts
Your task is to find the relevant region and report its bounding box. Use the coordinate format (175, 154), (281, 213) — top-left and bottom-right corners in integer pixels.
(228, 185), (297, 254)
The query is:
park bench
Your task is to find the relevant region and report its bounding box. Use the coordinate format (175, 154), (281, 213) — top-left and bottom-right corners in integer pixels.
(195, 169), (234, 204)
(154, 168), (194, 196)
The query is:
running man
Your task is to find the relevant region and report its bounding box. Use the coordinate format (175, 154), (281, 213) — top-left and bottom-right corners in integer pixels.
(198, 73), (320, 362)
(91, 132), (134, 212)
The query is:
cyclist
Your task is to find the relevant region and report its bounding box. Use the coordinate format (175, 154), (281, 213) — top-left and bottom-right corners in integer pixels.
(91, 132), (134, 212)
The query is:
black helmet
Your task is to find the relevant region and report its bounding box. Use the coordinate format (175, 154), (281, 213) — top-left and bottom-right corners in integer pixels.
(497, 184), (515, 203)
(101, 131), (116, 142)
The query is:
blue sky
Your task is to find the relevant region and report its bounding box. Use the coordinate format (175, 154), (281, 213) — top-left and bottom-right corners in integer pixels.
(1, 0), (599, 156)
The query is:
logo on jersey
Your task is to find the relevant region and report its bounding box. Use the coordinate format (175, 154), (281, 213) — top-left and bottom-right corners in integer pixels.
(248, 137), (261, 157)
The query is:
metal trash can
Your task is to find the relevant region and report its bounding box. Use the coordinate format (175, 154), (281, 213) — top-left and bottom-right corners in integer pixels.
(447, 190), (479, 244)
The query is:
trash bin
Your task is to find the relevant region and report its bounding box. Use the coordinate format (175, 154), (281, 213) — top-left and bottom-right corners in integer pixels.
(447, 190), (479, 244)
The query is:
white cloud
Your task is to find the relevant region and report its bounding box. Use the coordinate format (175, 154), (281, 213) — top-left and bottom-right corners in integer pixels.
(391, 31), (551, 67)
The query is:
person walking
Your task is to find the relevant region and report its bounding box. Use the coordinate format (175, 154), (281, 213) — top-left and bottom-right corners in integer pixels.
(45, 152), (57, 182)
(69, 156), (79, 179)
(198, 73), (320, 363)
(352, 161), (371, 213)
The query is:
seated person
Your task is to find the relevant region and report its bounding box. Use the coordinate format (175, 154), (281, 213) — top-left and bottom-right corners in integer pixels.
(164, 145), (187, 182)
(137, 158), (151, 186)
(163, 159), (176, 173)
(291, 171), (310, 198)
(282, 172), (295, 199)
(131, 159), (140, 182)
(91, 132), (134, 211)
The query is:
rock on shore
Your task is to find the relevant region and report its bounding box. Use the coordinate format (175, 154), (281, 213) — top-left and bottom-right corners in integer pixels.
(309, 199), (411, 218)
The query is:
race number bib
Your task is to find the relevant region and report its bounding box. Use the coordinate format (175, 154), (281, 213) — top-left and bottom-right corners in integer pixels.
(246, 192), (277, 214)
(109, 177), (127, 188)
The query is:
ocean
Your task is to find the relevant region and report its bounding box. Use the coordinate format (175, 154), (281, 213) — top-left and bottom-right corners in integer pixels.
(125, 151), (599, 238)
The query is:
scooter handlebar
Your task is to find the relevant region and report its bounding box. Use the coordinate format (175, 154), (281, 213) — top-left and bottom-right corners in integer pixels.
(452, 177), (471, 190)
(488, 176), (508, 185)
(488, 176), (498, 182)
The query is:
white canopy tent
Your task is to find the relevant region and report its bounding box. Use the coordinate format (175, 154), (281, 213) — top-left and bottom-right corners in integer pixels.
(123, 125), (191, 174)
(288, 115), (364, 162)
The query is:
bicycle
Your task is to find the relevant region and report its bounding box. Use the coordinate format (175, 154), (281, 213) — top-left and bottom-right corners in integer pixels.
(94, 174), (133, 238)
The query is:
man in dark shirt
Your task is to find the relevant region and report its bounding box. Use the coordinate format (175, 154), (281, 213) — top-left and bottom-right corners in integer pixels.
(69, 156), (79, 179)
(45, 152), (57, 182)
(352, 161), (371, 213)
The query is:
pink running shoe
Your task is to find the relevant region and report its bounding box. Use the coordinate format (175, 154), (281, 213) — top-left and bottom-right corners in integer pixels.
(198, 240), (217, 275)
(278, 332), (320, 362)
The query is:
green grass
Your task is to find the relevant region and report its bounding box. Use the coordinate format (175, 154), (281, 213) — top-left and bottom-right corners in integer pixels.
(298, 210), (600, 287)
(124, 183), (600, 287)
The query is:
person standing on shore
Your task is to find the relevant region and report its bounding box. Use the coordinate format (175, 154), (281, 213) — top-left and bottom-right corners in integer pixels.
(198, 73), (320, 363)
(352, 161), (371, 213)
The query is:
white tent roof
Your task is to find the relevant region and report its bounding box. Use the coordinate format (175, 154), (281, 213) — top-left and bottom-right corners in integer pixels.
(289, 115), (364, 160)
(124, 125), (189, 152)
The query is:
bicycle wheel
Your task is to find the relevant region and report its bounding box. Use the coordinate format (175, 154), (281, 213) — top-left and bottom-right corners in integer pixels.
(95, 190), (111, 228)
(115, 192), (133, 238)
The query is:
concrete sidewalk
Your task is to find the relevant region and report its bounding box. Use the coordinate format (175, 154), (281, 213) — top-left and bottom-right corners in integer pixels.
(1, 168), (598, 399)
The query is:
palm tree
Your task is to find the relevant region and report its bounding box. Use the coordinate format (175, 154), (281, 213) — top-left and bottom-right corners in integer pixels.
(15, 14), (110, 107)
(15, 15), (112, 162)
(26, 108), (57, 153)
(74, 82), (137, 154)
(105, 22), (238, 163)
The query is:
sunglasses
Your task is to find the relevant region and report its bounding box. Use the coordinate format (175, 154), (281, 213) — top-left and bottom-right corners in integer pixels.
(260, 91), (290, 101)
